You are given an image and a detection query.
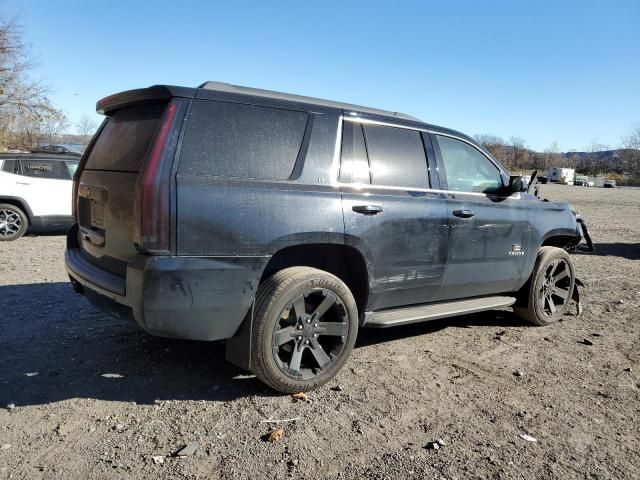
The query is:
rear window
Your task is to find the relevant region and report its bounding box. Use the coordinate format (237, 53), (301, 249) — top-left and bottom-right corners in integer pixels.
(85, 103), (165, 172)
(178, 100), (308, 179)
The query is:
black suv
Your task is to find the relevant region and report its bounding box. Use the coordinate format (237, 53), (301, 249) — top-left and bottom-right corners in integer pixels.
(65, 82), (590, 392)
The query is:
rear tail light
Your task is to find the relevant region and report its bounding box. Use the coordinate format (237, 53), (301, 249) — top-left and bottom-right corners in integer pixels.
(134, 102), (182, 253)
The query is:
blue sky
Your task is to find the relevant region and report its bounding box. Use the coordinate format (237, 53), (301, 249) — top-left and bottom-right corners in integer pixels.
(4, 0), (639, 151)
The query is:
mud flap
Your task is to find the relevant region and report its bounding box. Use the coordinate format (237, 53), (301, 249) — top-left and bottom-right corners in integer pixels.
(225, 303), (253, 371)
(572, 278), (585, 316)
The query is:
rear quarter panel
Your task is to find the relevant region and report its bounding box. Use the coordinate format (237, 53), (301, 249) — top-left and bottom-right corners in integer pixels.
(175, 110), (344, 257)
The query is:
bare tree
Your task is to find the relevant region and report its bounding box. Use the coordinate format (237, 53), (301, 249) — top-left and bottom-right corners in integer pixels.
(620, 125), (640, 178)
(76, 114), (98, 136)
(541, 142), (562, 171)
(583, 139), (609, 177)
(474, 134), (509, 166)
(0, 14), (65, 150)
(508, 137), (528, 170)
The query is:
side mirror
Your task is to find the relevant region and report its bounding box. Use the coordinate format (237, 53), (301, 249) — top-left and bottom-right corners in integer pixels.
(508, 175), (526, 193)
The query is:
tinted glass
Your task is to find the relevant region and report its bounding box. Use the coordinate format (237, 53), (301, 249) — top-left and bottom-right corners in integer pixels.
(436, 135), (502, 194)
(363, 124), (428, 189)
(1, 159), (19, 174)
(66, 160), (79, 178)
(339, 122), (370, 184)
(20, 159), (69, 180)
(85, 103), (165, 172)
(179, 100), (308, 179)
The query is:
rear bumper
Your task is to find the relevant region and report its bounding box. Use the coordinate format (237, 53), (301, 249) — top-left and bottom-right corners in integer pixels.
(65, 227), (269, 341)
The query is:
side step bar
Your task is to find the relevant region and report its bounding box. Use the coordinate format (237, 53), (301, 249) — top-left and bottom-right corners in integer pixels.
(364, 296), (516, 328)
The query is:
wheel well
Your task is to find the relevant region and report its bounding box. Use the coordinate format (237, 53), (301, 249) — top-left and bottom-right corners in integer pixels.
(0, 197), (31, 221)
(261, 244), (370, 314)
(541, 235), (578, 250)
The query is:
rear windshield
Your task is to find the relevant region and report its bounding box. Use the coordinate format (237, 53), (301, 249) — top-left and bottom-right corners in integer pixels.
(84, 103), (166, 172)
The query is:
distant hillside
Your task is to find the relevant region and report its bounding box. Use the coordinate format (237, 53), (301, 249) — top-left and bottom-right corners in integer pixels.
(561, 149), (636, 165)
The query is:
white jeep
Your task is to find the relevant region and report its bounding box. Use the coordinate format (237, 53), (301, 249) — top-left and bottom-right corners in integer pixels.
(0, 153), (80, 240)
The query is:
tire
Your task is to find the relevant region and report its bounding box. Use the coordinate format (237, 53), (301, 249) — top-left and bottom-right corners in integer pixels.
(514, 246), (576, 326)
(0, 203), (28, 241)
(250, 267), (359, 393)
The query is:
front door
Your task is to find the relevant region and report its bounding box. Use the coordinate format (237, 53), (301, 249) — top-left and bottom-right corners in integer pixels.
(340, 119), (449, 310)
(431, 133), (531, 299)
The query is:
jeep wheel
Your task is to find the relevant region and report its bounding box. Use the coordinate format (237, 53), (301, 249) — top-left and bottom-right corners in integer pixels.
(514, 246), (576, 326)
(250, 267), (358, 393)
(0, 204), (28, 241)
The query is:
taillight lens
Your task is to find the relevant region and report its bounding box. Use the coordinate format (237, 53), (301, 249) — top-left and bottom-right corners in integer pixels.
(134, 101), (181, 253)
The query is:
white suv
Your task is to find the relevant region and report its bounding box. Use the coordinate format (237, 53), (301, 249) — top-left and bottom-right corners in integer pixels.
(0, 153), (80, 241)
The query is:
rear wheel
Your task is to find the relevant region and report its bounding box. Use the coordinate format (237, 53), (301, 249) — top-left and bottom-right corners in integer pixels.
(0, 204), (28, 241)
(514, 246), (575, 326)
(250, 267), (358, 393)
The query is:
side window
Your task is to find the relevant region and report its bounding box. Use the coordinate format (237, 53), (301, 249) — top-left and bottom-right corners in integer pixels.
(436, 135), (503, 194)
(363, 124), (428, 189)
(339, 122), (370, 184)
(1, 159), (20, 174)
(178, 100), (309, 180)
(20, 159), (69, 180)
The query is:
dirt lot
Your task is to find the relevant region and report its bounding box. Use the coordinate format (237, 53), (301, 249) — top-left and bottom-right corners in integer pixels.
(0, 184), (639, 479)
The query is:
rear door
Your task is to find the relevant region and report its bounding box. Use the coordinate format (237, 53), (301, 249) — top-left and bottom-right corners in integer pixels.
(431, 133), (531, 298)
(341, 119), (449, 310)
(13, 158), (71, 216)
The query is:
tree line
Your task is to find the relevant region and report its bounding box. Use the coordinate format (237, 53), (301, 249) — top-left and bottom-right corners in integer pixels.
(473, 131), (640, 183)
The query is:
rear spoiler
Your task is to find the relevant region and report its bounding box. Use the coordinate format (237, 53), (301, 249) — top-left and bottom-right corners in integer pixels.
(96, 85), (195, 115)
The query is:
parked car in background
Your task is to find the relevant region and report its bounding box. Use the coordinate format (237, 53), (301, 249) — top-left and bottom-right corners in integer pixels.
(65, 81), (591, 393)
(575, 176), (595, 187)
(32, 144), (84, 155)
(603, 180), (616, 188)
(0, 153), (79, 240)
(575, 176), (587, 186)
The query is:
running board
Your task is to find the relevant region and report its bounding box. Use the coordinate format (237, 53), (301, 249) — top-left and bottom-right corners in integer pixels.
(364, 296), (516, 328)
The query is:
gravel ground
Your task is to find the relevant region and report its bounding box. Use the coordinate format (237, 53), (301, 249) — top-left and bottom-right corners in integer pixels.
(0, 184), (639, 480)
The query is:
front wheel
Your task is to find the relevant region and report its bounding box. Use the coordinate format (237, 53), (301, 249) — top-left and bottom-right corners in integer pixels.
(514, 246), (576, 326)
(250, 267), (358, 393)
(0, 204), (28, 241)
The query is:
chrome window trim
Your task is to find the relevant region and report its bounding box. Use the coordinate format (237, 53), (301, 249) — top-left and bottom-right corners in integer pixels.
(340, 115), (511, 192)
(336, 181), (520, 199)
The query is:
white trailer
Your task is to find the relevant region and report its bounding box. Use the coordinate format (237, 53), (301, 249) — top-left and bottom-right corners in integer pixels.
(548, 168), (575, 185)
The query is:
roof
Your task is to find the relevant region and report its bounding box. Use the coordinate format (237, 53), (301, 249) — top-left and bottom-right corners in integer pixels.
(198, 81), (423, 122)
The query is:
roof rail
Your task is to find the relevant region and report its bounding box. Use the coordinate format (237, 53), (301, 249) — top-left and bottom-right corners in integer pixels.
(198, 81), (422, 122)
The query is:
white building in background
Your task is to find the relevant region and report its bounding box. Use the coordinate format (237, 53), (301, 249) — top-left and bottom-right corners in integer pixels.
(547, 167), (575, 185)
